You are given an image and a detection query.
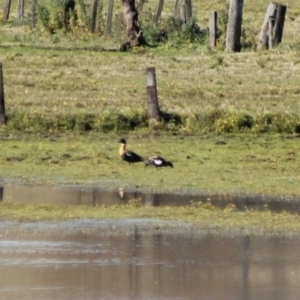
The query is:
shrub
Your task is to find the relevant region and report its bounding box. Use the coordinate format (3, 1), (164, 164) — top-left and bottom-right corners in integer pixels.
(37, 0), (90, 34)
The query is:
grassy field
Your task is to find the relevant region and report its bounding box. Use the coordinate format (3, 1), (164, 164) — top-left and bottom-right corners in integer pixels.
(0, 0), (299, 121)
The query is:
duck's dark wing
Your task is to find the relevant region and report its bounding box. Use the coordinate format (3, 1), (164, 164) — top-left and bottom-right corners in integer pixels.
(122, 151), (144, 163)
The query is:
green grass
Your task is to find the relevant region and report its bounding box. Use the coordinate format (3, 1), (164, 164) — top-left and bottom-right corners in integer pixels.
(0, 0), (299, 130)
(1, 132), (300, 197)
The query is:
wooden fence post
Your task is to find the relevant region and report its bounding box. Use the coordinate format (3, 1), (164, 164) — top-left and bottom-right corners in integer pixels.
(154, 0), (164, 24)
(105, 0), (114, 37)
(0, 63), (6, 125)
(273, 3), (286, 47)
(17, 0), (25, 19)
(3, 0), (12, 21)
(145, 67), (160, 123)
(91, 0), (99, 33)
(209, 11), (217, 49)
(259, 2), (287, 49)
(268, 17), (274, 49)
(226, 0), (244, 52)
(32, 0), (38, 29)
(0, 186), (3, 201)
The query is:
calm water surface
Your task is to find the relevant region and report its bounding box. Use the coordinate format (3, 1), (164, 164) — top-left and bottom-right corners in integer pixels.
(1, 232), (300, 300)
(1, 185), (300, 213)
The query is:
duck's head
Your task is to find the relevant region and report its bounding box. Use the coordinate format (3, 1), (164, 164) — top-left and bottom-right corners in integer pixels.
(119, 138), (127, 156)
(119, 138), (126, 145)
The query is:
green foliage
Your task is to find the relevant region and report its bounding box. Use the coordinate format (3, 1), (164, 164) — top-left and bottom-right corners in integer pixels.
(4, 109), (300, 135)
(215, 5), (229, 50)
(241, 26), (258, 51)
(181, 18), (207, 43)
(139, 11), (207, 47)
(182, 111), (299, 134)
(37, 0), (90, 34)
(5, 110), (148, 132)
(254, 113), (299, 134)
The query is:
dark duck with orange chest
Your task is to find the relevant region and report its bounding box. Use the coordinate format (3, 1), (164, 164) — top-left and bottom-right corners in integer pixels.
(119, 138), (144, 164)
(145, 156), (173, 168)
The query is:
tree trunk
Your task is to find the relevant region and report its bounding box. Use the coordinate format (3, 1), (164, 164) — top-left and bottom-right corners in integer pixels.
(90, 0), (98, 33)
(3, 0), (11, 21)
(32, 0), (38, 29)
(226, 0), (244, 52)
(153, 0), (164, 24)
(17, 0), (25, 20)
(105, 0), (114, 37)
(120, 0), (146, 50)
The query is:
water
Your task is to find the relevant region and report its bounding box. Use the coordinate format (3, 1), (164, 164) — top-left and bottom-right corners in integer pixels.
(1, 184), (300, 213)
(1, 231), (300, 300)
(1, 184), (300, 299)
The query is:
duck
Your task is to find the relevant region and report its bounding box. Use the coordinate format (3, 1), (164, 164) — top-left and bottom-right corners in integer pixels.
(145, 156), (174, 168)
(119, 138), (144, 164)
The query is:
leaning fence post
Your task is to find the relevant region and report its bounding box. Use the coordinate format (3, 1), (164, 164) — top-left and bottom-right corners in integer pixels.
(259, 2), (287, 49)
(209, 11), (217, 49)
(0, 63), (6, 125)
(268, 17), (274, 49)
(145, 67), (160, 124)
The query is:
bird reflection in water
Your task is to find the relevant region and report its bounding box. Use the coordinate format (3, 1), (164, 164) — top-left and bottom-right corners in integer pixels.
(118, 187), (159, 207)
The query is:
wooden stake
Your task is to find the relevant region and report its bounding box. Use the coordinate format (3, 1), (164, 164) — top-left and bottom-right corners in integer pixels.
(0, 186), (3, 201)
(268, 17), (273, 49)
(145, 67), (160, 122)
(209, 11), (217, 49)
(0, 63), (6, 125)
